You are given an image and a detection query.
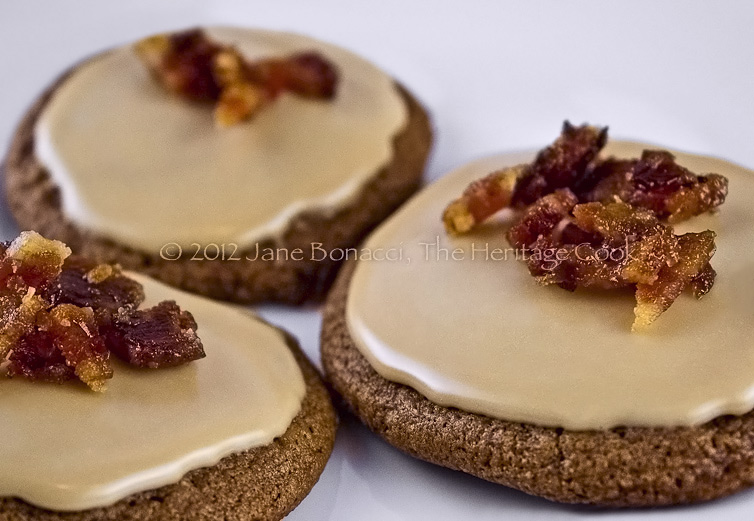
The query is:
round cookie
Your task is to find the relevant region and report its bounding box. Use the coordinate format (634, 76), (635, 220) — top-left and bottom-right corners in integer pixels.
(1, 325), (337, 521)
(4, 37), (432, 305)
(321, 260), (754, 507)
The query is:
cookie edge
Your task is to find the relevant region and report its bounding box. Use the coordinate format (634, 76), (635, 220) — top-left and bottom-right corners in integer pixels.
(3, 49), (433, 305)
(1, 320), (337, 521)
(321, 259), (754, 507)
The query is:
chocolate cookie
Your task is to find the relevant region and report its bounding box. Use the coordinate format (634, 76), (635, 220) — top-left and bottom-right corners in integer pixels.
(4, 55), (432, 305)
(1, 326), (337, 521)
(321, 260), (754, 507)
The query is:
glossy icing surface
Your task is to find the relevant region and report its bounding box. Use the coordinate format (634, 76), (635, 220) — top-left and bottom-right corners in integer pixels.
(0, 273), (305, 510)
(35, 27), (407, 252)
(347, 141), (754, 430)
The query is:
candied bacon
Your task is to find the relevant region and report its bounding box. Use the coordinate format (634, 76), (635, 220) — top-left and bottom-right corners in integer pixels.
(135, 28), (339, 127)
(0, 232), (69, 359)
(588, 150), (728, 222)
(512, 122), (608, 206)
(1, 231), (70, 289)
(1, 232), (205, 390)
(45, 256), (145, 314)
(442, 123), (730, 330)
(634, 231), (716, 329)
(137, 29), (223, 101)
(508, 199), (715, 328)
(443, 124), (729, 237)
(104, 301), (205, 369)
(6, 331), (75, 383)
(247, 51), (339, 100)
(38, 305), (113, 391)
(443, 123), (607, 235)
(443, 166), (522, 235)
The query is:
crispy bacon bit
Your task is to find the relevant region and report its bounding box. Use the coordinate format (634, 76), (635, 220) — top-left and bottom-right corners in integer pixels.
(509, 198), (715, 328)
(1, 232), (205, 391)
(6, 331), (75, 383)
(1, 231), (70, 289)
(443, 124), (728, 236)
(38, 305), (113, 392)
(443, 123), (607, 234)
(512, 122), (608, 206)
(45, 256), (145, 314)
(588, 151), (729, 222)
(634, 232), (716, 328)
(104, 301), (205, 369)
(443, 123), (729, 329)
(0, 232), (69, 359)
(136, 28), (339, 127)
(443, 166), (522, 235)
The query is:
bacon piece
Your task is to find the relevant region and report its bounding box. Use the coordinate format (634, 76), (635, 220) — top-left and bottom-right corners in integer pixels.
(588, 150), (728, 222)
(38, 304), (113, 392)
(443, 123), (728, 238)
(0, 232), (70, 359)
(104, 301), (205, 369)
(45, 256), (144, 315)
(1, 232), (204, 389)
(443, 166), (522, 235)
(512, 122), (608, 206)
(135, 28), (339, 127)
(247, 52), (339, 100)
(508, 198), (715, 328)
(506, 189), (578, 250)
(6, 331), (76, 383)
(634, 231), (716, 329)
(1, 231), (70, 289)
(442, 123), (607, 234)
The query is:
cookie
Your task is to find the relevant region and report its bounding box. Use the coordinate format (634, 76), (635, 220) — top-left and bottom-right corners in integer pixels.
(4, 28), (432, 305)
(321, 259), (754, 506)
(2, 323), (336, 521)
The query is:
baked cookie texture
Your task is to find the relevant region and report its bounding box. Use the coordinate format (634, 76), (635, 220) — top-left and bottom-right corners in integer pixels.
(321, 260), (754, 507)
(0, 327), (337, 521)
(4, 59), (432, 305)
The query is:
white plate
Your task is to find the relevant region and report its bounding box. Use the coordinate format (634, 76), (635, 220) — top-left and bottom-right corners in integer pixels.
(3, 1), (754, 519)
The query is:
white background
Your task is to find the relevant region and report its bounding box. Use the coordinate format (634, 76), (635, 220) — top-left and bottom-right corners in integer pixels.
(2, 1), (753, 519)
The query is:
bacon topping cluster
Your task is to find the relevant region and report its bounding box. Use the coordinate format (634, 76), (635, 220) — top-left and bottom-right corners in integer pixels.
(135, 28), (339, 127)
(443, 123), (728, 329)
(0, 232), (205, 391)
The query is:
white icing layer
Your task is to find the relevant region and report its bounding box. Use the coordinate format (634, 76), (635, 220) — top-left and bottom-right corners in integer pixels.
(0, 273), (305, 511)
(34, 27), (407, 252)
(347, 141), (754, 430)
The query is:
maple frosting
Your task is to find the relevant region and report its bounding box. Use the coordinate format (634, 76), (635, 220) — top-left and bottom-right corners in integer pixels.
(0, 273), (305, 511)
(34, 27), (408, 252)
(346, 141), (754, 430)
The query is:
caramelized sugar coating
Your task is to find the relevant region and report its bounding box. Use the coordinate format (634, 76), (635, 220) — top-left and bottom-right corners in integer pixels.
(6, 331), (75, 383)
(136, 28), (339, 127)
(443, 123), (607, 234)
(588, 150), (729, 222)
(104, 301), (204, 369)
(1, 232), (205, 391)
(634, 231), (716, 328)
(511, 122), (608, 206)
(46, 256), (145, 314)
(0, 232), (69, 359)
(443, 166), (522, 234)
(443, 124), (728, 236)
(442, 123), (729, 329)
(39, 304), (113, 392)
(508, 198), (715, 329)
